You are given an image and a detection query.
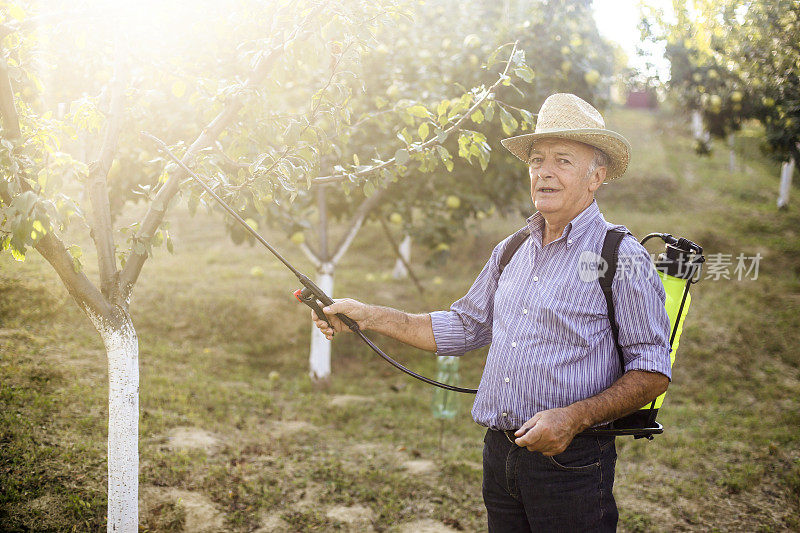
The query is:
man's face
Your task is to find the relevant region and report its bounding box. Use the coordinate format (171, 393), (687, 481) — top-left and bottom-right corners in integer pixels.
(527, 139), (605, 216)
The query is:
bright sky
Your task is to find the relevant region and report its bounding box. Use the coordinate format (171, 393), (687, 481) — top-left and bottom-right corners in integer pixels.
(592, 0), (673, 79)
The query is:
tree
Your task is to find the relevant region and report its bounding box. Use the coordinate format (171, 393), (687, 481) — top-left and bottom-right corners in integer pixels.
(231, 0), (617, 378)
(0, 0), (418, 528)
(645, 0), (800, 202)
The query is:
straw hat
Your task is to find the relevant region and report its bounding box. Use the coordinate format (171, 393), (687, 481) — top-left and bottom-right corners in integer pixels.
(500, 93), (631, 180)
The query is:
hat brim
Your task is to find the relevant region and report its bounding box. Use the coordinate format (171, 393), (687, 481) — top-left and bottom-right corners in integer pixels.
(500, 128), (631, 180)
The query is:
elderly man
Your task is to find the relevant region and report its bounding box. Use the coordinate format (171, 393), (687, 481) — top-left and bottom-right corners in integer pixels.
(311, 93), (671, 532)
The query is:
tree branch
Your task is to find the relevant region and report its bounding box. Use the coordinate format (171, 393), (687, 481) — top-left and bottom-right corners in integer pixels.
(0, 45), (110, 318)
(212, 144), (249, 170)
(0, 180), (112, 318)
(86, 33), (127, 303)
(118, 13), (316, 302)
(378, 217), (425, 295)
(297, 241), (322, 270)
(312, 41), (519, 185)
(330, 185), (387, 266)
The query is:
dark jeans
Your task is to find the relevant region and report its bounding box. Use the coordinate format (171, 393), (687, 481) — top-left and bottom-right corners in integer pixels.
(482, 428), (618, 532)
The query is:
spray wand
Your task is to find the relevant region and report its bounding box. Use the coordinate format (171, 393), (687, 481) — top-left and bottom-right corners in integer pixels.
(142, 132), (478, 394)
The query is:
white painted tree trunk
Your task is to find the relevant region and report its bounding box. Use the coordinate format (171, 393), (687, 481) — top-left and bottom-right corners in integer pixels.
(91, 312), (139, 532)
(309, 263), (334, 380)
(778, 157), (795, 209)
(691, 109), (710, 144)
(392, 235), (412, 279)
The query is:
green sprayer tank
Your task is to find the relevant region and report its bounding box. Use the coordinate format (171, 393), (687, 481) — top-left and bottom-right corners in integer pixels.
(610, 233), (705, 436)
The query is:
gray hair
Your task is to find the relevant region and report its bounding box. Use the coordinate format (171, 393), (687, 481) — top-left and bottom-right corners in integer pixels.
(585, 147), (609, 178)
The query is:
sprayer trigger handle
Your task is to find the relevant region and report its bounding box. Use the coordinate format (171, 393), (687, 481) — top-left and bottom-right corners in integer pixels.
(295, 274), (360, 333)
(295, 287), (334, 329)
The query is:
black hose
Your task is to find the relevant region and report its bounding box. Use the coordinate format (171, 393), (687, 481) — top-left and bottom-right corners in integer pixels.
(357, 331), (477, 393)
(144, 132), (477, 394)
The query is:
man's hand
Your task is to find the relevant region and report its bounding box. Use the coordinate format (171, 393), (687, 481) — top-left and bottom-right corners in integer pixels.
(513, 407), (582, 456)
(311, 298), (371, 340)
(310, 299), (438, 352)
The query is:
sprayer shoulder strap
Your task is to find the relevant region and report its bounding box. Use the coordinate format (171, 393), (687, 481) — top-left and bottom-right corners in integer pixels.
(498, 226), (531, 273)
(600, 228), (632, 372)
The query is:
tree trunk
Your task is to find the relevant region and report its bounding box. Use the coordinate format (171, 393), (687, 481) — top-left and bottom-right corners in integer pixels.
(392, 235), (412, 279)
(727, 132), (736, 173)
(89, 309), (139, 532)
(691, 109), (710, 145)
(778, 157), (795, 209)
(309, 263), (334, 380)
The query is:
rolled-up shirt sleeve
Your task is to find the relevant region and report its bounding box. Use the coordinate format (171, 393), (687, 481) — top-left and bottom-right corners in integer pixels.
(429, 237), (508, 355)
(612, 236), (672, 379)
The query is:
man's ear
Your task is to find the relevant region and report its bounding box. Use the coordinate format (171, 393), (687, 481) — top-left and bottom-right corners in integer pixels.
(588, 166), (606, 192)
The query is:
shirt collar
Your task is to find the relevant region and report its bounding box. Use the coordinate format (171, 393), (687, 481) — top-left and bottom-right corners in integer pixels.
(525, 200), (602, 249)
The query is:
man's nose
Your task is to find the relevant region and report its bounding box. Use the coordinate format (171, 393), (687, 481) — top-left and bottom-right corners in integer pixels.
(533, 158), (556, 179)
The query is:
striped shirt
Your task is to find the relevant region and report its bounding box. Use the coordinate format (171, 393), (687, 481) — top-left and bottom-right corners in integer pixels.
(430, 200), (671, 430)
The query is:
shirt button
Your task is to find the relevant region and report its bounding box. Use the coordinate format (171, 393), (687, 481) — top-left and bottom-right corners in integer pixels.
(567, 239), (573, 244)
(533, 276), (539, 282)
(502, 412), (508, 417)
(522, 308), (528, 314)
(504, 377), (510, 383)
(511, 342), (517, 348)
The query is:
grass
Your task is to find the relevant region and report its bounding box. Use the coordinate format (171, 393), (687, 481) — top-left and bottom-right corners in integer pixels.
(1, 106), (799, 531)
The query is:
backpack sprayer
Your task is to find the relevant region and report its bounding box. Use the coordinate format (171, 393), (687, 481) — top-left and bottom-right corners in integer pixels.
(145, 132), (705, 437)
(584, 231), (705, 438)
(499, 226), (705, 438)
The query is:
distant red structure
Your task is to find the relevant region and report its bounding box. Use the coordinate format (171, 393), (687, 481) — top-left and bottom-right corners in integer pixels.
(626, 90), (658, 109)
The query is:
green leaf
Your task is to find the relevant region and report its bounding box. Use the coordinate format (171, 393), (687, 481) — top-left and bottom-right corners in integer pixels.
(32, 220), (47, 235)
(394, 149), (410, 165)
(284, 121), (301, 144)
(519, 109), (536, 127)
(37, 169), (48, 190)
(513, 65), (535, 83)
(398, 128), (412, 145)
(418, 122), (430, 141)
(132, 241), (147, 256)
(499, 107), (518, 135)
(68, 244), (82, 259)
(407, 105), (430, 119)
(470, 109), (484, 124)
(18, 190), (37, 216)
(364, 181), (376, 197)
(484, 102), (495, 122)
